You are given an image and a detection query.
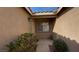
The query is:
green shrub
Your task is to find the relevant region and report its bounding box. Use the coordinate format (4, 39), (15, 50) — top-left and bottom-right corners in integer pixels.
(53, 39), (69, 52)
(6, 33), (38, 52)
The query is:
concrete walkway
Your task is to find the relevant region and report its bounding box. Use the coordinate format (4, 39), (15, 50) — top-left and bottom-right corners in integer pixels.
(36, 39), (53, 52)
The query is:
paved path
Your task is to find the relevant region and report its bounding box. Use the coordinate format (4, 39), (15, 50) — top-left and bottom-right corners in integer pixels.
(36, 39), (53, 52)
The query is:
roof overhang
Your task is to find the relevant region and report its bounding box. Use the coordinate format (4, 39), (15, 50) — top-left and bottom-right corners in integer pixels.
(25, 7), (62, 16)
(29, 15), (56, 19)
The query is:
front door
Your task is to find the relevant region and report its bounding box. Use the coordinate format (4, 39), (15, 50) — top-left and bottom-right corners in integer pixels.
(35, 19), (53, 39)
(37, 22), (50, 32)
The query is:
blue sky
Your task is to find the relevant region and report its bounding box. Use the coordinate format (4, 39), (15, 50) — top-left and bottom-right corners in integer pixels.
(30, 7), (58, 13)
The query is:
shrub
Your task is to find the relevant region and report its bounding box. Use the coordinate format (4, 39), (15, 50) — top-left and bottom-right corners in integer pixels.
(53, 38), (69, 52)
(6, 33), (38, 52)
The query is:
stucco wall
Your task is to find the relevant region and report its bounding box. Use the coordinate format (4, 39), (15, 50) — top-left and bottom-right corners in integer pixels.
(0, 7), (31, 51)
(53, 8), (79, 51)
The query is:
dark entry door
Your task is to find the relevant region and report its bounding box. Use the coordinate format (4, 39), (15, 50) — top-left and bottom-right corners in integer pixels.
(35, 21), (52, 39)
(37, 22), (50, 32)
(35, 18), (55, 39)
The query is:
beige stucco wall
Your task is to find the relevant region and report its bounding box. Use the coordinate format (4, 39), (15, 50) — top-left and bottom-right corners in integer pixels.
(30, 19), (35, 33)
(0, 7), (32, 51)
(53, 7), (79, 51)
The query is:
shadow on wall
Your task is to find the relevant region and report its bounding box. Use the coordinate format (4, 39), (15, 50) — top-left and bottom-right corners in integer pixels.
(52, 32), (79, 52)
(57, 7), (74, 18)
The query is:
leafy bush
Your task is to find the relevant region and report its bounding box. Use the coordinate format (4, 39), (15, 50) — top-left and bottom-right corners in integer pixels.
(6, 33), (38, 52)
(53, 39), (69, 52)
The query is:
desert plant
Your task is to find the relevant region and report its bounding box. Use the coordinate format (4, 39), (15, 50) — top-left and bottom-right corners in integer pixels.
(53, 38), (69, 52)
(6, 33), (38, 52)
